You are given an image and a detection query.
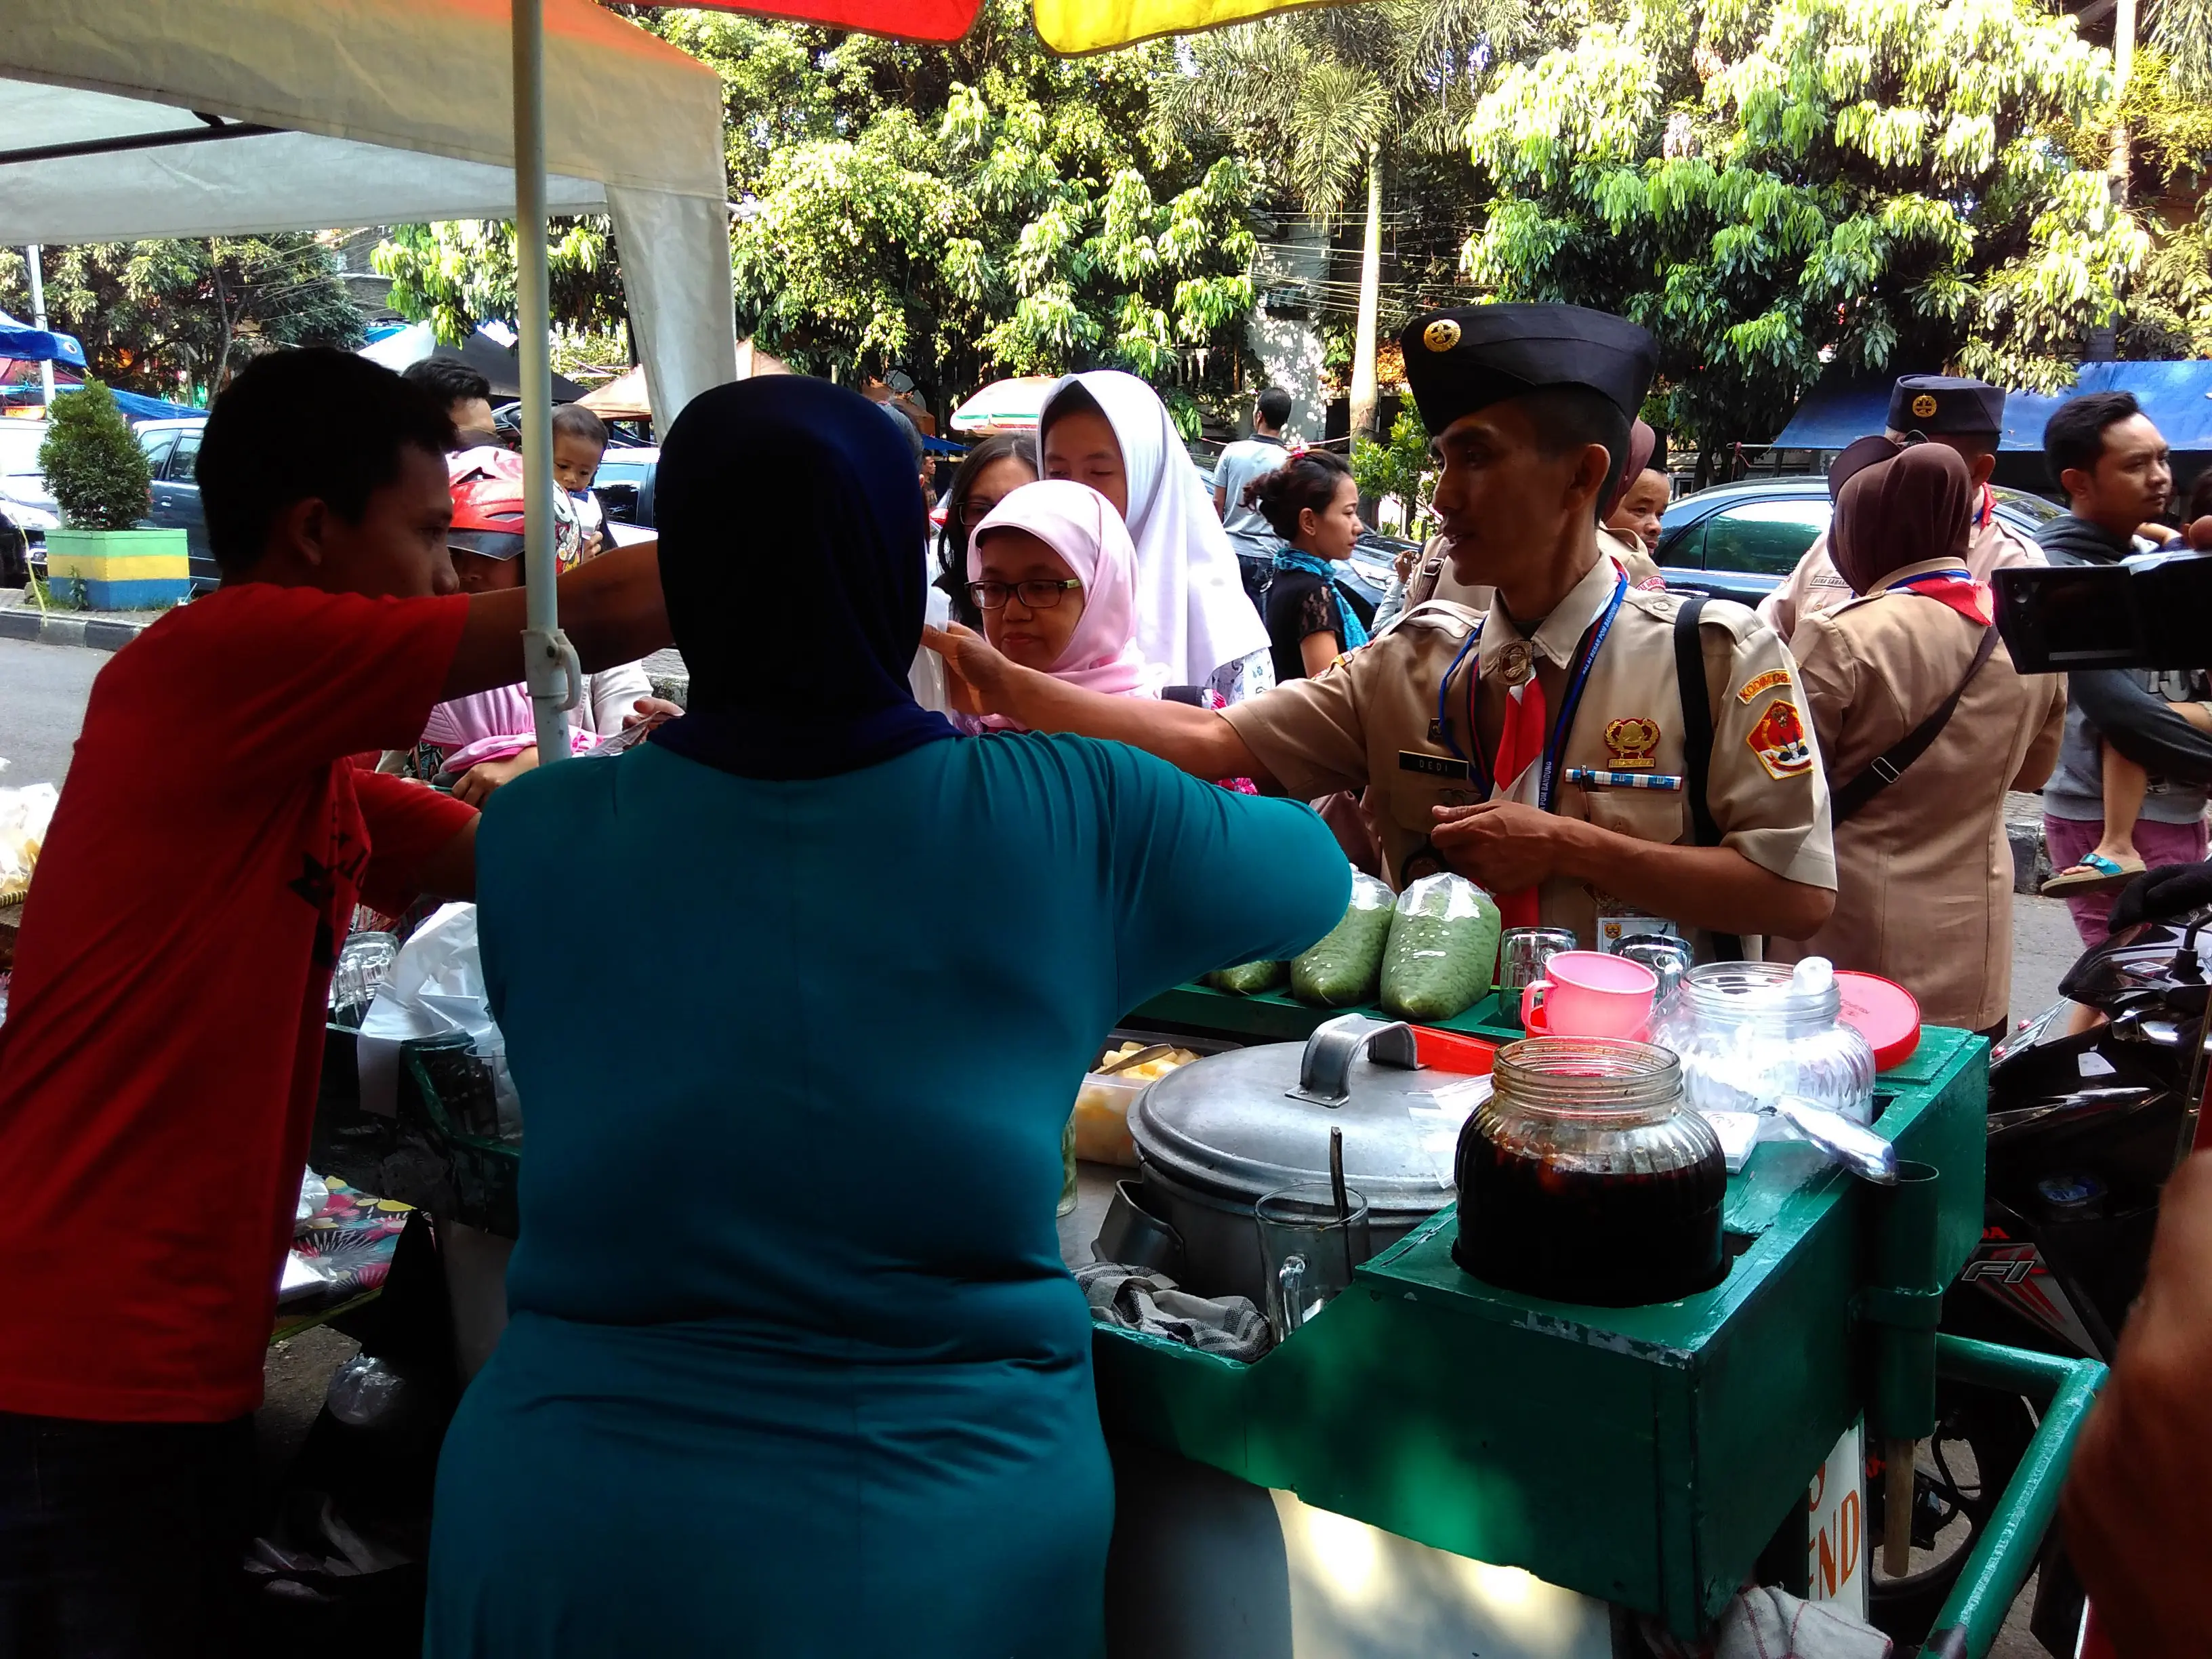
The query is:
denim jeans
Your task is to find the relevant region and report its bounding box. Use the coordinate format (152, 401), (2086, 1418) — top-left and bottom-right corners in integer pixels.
(0, 1410), (253, 1658)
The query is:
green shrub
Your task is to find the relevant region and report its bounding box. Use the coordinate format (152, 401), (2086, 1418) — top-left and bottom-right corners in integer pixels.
(39, 381), (151, 531)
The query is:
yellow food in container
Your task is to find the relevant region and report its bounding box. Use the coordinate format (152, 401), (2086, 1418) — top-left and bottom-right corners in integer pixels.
(1072, 1041), (1203, 1166)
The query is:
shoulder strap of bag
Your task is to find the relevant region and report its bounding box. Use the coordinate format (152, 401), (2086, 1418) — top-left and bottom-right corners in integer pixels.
(1673, 596), (1744, 962)
(1829, 626), (1999, 826)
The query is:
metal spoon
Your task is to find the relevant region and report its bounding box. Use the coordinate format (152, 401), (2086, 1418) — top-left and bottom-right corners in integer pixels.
(1774, 1096), (1898, 1184)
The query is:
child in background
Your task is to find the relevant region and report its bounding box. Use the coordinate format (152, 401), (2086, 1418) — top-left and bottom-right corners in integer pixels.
(552, 403), (610, 557)
(410, 447), (676, 804)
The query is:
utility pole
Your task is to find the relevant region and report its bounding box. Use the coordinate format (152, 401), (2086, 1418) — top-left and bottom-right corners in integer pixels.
(1349, 148), (1382, 444)
(24, 246), (55, 408)
(2111, 0), (2136, 203)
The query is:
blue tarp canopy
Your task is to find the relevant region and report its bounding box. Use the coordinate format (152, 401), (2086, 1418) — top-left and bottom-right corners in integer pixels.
(0, 310), (87, 369)
(1773, 361), (2212, 452)
(108, 386), (202, 422)
(0, 379), (199, 420)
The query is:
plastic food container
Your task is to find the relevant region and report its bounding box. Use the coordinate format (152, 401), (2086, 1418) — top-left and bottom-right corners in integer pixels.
(1650, 959), (1879, 1124)
(1071, 1036), (1222, 1168)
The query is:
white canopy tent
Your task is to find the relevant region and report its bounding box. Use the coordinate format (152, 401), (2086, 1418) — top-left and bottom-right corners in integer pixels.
(0, 0), (735, 425)
(1, 0), (738, 756)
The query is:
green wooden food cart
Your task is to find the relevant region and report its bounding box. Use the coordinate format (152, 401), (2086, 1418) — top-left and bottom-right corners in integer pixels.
(1076, 983), (2105, 1659)
(313, 985), (2104, 1658)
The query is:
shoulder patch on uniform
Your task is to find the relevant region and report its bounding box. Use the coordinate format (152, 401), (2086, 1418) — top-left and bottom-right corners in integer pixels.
(1746, 698), (1814, 780)
(1736, 668), (1792, 703)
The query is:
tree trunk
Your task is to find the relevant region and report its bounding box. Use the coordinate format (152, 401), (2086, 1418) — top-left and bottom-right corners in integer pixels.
(2112, 0), (2136, 203)
(211, 253), (236, 396)
(1349, 148), (1383, 444)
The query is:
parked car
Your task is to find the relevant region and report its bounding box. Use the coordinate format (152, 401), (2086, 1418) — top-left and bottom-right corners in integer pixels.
(592, 446), (659, 530)
(134, 417), (215, 590)
(1654, 475), (2064, 607)
(0, 419), (56, 588)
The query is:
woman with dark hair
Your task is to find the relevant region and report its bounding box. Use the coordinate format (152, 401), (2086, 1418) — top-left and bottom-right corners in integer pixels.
(934, 431), (1038, 628)
(1249, 448), (1366, 682)
(422, 375), (1347, 1658)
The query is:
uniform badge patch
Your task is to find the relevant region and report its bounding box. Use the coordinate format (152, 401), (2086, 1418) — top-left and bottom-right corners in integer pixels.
(1603, 716), (1660, 770)
(1736, 668), (1793, 704)
(1422, 318), (1462, 353)
(1747, 699), (1814, 780)
(1911, 392), (1939, 419)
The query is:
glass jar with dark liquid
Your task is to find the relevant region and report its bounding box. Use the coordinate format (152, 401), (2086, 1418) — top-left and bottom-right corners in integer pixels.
(1453, 1038), (1727, 1306)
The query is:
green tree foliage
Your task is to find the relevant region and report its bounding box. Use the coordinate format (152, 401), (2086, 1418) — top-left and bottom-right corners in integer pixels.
(39, 381), (152, 531)
(371, 218), (627, 348)
(1351, 404), (1437, 533)
(0, 237), (362, 403)
(1460, 0), (2163, 472)
(1154, 0), (1522, 436)
(671, 0), (1259, 415)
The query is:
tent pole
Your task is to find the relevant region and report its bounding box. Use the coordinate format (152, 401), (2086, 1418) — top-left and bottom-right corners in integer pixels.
(24, 247), (55, 408)
(512, 0), (574, 766)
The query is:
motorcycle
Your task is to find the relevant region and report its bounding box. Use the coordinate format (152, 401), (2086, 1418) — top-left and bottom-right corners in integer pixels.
(1865, 909), (2209, 1647)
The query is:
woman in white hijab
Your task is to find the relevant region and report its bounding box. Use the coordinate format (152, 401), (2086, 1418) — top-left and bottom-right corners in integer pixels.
(1037, 371), (1272, 699)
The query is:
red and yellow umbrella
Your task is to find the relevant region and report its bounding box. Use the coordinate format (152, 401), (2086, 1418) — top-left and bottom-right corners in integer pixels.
(683, 0), (1318, 54)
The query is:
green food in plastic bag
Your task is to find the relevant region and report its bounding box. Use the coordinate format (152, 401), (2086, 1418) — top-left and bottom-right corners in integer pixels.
(1380, 873), (1502, 1022)
(1290, 872), (1395, 1007)
(1208, 959), (1288, 995)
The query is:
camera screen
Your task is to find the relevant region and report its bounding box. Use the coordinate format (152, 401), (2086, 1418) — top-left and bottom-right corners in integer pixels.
(1994, 565), (2143, 672)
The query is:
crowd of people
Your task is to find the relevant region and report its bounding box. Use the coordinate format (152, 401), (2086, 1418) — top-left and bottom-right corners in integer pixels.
(3, 303), (2212, 1653)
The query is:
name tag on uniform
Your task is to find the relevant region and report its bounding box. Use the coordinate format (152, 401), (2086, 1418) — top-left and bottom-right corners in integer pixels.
(1399, 750), (1471, 781)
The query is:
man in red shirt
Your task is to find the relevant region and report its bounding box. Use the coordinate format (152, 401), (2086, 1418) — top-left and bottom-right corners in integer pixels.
(0, 348), (670, 1653)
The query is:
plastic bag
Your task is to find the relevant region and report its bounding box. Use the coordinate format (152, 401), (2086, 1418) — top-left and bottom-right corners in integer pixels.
(1290, 872), (1395, 1008)
(0, 781), (58, 908)
(355, 904), (520, 1134)
(1380, 873), (1502, 1023)
(1207, 959), (1287, 996)
(297, 1168), (329, 1225)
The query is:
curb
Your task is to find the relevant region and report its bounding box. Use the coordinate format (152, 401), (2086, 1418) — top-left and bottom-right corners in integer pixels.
(2009, 819), (2051, 895)
(0, 607), (150, 653)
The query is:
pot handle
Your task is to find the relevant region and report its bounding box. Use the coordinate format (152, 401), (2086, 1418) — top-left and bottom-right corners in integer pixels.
(1289, 1013), (1420, 1106)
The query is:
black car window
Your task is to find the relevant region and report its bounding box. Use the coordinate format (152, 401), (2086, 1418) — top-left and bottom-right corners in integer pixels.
(139, 430), (179, 475)
(1657, 516), (1707, 570)
(1700, 498), (1830, 576)
(166, 429), (202, 483)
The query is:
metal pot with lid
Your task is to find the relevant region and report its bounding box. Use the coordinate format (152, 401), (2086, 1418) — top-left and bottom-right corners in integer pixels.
(1127, 1014), (1485, 1303)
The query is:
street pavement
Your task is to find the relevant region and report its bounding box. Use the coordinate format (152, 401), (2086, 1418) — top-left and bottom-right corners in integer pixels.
(0, 633), (2104, 1654)
(0, 636), (101, 786)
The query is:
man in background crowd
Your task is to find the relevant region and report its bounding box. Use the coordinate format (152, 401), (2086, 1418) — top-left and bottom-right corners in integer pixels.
(1759, 374), (2040, 640)
(401, 359), (497, 448)
(2033, 392), (2212, 945)
(1212, 387), (1295, 610)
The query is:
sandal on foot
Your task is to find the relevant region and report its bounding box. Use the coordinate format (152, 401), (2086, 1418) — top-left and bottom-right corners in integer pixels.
(2043, 853), (2146, 897)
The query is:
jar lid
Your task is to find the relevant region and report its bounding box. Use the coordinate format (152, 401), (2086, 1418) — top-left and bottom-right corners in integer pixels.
(1131, 1015), (1485, 1216)
(1835, 971), (1921, 1071)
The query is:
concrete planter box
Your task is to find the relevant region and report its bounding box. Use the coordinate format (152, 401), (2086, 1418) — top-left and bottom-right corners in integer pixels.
(43, 527), (192, 610)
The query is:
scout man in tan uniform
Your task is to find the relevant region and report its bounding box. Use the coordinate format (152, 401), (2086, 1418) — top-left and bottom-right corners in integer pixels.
(928, 304), (1836, 956)
(1769, 436), (2066, 1036)
(1759, 375), (2042, 640)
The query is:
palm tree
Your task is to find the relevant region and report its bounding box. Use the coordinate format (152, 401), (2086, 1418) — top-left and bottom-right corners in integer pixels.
(1153, 0), (1523, 440)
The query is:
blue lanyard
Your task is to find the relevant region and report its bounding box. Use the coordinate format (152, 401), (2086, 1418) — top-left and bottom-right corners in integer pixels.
(1888, 569), (1972, 592)
(1433, 572), (1628, 813)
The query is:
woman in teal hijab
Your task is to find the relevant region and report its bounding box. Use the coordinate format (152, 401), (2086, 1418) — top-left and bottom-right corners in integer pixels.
(423, 377), (1349, 1658)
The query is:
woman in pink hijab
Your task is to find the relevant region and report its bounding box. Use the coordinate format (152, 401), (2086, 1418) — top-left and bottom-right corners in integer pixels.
(958, 480), (1169, 730)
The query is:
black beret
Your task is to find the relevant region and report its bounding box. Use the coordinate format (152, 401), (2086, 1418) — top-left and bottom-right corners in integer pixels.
(1399, 304), (1656, 433)
(1886, 375), (2004, 437)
